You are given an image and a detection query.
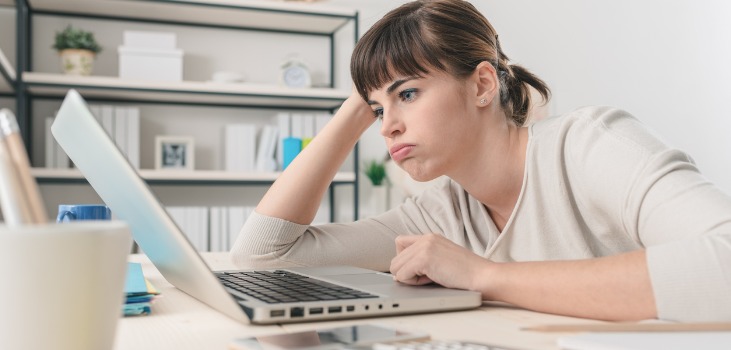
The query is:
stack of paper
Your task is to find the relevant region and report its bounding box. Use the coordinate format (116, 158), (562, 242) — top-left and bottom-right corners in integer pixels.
(123, 262), (159, 316)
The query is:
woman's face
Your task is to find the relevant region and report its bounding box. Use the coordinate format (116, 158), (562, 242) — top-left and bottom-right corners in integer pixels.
(367, 70), (482, 182)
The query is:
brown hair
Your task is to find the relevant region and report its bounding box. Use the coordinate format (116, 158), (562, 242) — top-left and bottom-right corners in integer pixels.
(350, 0), (550, 126)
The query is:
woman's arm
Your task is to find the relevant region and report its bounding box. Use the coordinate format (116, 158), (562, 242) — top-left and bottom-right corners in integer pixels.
(390, 234), (656, 321)
(257, 92), (374, 224)
(481, 249), (656, 320)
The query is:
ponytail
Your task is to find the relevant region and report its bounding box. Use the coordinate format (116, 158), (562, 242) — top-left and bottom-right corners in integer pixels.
(495, 36), (550, 126)
(499, 64), (551, 126)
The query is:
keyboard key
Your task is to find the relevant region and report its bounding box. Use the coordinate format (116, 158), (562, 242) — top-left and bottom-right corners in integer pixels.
(217, 270), (377, 304)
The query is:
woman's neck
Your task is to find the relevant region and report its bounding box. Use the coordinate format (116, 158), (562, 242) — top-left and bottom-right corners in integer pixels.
(452, 118), (529, 231)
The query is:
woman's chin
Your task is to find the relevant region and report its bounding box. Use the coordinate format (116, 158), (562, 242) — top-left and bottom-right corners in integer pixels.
(405, 168), (439, 183)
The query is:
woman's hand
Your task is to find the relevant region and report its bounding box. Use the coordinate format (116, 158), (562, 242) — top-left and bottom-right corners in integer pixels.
(389, 234), (493, 291)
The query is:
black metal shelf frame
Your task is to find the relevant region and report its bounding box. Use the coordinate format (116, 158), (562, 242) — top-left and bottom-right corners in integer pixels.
(13, 0), (361, 220)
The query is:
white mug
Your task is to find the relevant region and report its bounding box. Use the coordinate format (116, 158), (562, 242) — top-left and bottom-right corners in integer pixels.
(0, 221), (132, 350)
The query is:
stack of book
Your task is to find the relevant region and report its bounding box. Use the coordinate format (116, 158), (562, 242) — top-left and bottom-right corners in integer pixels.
(124, 262), (159, 316)
(223, 112), (332, 173)
(165, 206), (210, 252)
(166, 205), (331, 252)
(45, 104), (140, 169)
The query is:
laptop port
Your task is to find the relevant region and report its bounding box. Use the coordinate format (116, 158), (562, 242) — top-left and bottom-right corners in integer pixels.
(290, 307), (305, 317)
(346, 305), (355, 312)
(270, 309), (285, 317)
(392, 303), (400, 308)
(365, 305), (370, 311)
(309, 307), (323, 315)
(328, 306), (342, 313)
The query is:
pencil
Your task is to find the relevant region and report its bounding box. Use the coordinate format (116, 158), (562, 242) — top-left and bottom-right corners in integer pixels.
(0, 109), (48, 223)
(0, 133), (33, 225)
(522, 322), (731, 333)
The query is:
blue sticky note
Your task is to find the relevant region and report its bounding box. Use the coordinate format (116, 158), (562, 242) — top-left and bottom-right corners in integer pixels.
(124, 262), (148, 296)
(123, 302), (152, 316)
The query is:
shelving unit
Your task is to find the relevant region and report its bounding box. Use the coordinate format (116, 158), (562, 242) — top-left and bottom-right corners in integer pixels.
(32, 168), (356, 185)
(10, 0), (361, 221)
(0, 47), (14, 94)
(23, 72), (349, 109)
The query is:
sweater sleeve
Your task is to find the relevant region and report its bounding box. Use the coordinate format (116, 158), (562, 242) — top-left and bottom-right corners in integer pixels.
(571, 107), (731, 321)
(229, 179), (469, 272)
(633, 150), (731, 321)
(229, 210), (406, 272)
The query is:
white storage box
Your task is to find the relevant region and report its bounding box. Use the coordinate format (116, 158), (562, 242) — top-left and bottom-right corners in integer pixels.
(118, 46), (183, 82)
(123, 30), (177, 50)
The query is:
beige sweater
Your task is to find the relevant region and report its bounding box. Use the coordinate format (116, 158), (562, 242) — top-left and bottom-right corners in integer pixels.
(231, 106), (731, 322)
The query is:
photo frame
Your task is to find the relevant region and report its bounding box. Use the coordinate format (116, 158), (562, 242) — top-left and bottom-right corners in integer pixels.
(154, 136), (195, 170)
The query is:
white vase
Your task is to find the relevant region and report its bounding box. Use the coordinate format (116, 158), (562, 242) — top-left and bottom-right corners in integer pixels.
(59, 49), (95, 76)
(369, 185), (389, 216)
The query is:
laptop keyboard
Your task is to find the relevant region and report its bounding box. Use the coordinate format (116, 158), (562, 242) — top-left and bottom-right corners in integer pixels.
(217, 270), (378, 304)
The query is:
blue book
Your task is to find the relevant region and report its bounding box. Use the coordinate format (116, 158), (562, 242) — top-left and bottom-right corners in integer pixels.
(282, 137), (302, 170)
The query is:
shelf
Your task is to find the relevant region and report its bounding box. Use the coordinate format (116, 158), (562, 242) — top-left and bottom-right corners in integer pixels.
(28, 0), (356, 35)
(23, 72), (350, 109)
(0, 48), (15, 93)
(32, 168), (356, 185)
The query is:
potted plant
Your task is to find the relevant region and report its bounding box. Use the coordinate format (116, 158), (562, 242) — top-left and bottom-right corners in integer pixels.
(363, 159), (389, 215)
(363, 159), (387, 186)
(52, 25), (102, 76)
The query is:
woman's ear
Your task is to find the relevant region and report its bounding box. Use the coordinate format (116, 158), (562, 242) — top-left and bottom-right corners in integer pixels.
(473, 61), (499, 107)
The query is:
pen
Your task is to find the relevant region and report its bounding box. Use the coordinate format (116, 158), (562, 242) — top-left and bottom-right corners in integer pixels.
(0, 108), (48, 224)
(522, 322), (731, 332)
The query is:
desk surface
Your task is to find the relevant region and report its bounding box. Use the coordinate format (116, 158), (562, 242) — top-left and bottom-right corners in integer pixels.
(115, 253), (603, 350)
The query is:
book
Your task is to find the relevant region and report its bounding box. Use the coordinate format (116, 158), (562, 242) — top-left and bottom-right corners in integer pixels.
(276, 112), (291, 170)
(255, 125), (278, 172)
(45, 117), (55, 168)
(114, 106), (128, 159)
(225, 124), (256, 172)
(126, 107), (140, 169)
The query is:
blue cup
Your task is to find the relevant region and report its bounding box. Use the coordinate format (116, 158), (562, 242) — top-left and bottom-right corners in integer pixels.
(57, 204), (112, 222)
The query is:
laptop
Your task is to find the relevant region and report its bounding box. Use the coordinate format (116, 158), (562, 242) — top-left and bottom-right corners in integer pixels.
(51, 89), (482, 324)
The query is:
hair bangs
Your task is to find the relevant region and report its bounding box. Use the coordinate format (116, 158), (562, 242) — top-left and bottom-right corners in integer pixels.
(351, 13), (445, 101)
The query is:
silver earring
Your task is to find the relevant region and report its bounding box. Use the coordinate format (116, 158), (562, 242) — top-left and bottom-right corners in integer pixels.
(480, 98), (487, 105)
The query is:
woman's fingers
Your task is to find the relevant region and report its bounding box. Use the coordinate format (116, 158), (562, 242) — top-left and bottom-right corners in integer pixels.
(395, 234), (421, 254)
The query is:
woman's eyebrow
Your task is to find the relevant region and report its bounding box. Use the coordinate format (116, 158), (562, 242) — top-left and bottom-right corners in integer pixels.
(386, 77), (417, 94)
(367, 77), (418, 105)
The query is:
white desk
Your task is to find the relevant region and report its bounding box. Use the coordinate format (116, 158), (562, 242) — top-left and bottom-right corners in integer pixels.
(116, 253), (602, 350)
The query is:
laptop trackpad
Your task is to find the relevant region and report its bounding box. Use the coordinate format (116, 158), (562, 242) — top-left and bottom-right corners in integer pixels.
(325, 273), (394, 286)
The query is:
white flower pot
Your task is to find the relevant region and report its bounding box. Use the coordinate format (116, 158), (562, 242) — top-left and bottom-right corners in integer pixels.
(59, 49), (95, 76)
(369, 185), (389, 216)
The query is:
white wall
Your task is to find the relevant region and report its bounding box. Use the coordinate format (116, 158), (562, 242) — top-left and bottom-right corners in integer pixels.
(471, 0), (731, 193)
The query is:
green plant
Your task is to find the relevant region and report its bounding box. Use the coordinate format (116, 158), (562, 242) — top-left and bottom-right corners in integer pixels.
(363, 159), (387, 186)
(52, 25), (102, 53)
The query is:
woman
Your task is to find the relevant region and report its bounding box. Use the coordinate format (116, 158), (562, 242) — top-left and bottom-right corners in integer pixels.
(232, 0), (731, 322)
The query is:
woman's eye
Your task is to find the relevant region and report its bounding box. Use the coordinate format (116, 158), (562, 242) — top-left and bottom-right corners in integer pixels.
(372, 107), (384, 120)
(399, 88), (418, 102)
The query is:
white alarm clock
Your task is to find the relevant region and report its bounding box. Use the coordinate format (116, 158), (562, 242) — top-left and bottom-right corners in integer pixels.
(281, 58), (312, 88)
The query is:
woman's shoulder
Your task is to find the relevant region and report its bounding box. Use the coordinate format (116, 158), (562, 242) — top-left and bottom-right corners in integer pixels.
(530, 106), (670, 155)
(532, 106), (638, 131)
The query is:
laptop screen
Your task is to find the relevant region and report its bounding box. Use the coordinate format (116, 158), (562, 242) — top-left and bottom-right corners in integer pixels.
(52, 89), (248, 323)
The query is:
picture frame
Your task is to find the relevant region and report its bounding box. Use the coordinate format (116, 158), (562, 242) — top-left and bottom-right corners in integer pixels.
(154, 135), (195, 170)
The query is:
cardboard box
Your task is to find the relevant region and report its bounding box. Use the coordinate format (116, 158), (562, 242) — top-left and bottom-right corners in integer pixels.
(118, 46), (183, 82)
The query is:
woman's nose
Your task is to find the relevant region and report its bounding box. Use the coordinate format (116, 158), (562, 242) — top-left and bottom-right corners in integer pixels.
(380, 109), (403, 138)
